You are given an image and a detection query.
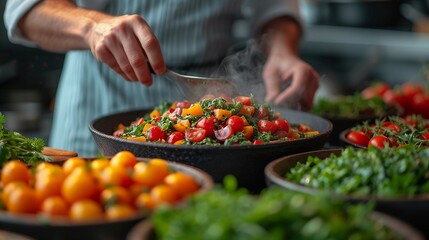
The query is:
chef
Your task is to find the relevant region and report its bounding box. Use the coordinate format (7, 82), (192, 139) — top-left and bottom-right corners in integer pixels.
(4, 0), (319, 156)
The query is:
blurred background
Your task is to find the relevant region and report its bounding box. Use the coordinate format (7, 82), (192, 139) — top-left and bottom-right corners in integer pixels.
(1, 0), (429, 143)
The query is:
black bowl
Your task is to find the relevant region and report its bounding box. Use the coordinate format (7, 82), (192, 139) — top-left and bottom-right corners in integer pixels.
(265, 149), (429, 239)
(126, 212), (424, 240)
(0, 157), (213, 240)
(89, 108), (332, 193)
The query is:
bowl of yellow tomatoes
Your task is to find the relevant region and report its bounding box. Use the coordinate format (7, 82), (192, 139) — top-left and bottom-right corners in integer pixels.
(0, 151), (213, 240)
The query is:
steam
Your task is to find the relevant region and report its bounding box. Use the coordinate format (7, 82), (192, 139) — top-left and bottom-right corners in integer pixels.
(212, 39), (267, 103)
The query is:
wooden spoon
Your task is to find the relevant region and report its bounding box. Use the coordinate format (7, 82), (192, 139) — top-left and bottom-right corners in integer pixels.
(42, 147), (78, 162)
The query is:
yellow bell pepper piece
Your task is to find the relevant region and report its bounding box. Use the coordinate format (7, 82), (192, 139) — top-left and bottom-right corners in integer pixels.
(238, 105), (255, 116)
(213, 109), (232, 120)
(150, 109), (161, 119)
(181, 103), (204, 117)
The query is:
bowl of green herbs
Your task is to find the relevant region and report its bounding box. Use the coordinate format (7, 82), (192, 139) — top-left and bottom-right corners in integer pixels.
(127, 178), (423, 240)
(311, 94), (397, 146)
(265, 146), (429, 239)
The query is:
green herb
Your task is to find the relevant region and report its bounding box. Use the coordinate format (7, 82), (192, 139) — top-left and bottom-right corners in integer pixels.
(0, 113), (52, 165)
(152, 182), (399, 239)
(311, 94), (389, 119)
(287, 146), (429, 197)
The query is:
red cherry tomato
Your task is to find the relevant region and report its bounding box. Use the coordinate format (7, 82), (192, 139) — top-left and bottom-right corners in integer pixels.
(368, 135), (391, 149)
(421, 132), (429, 140)
(214, 125), (234, 142)
(274, 119), (290, 132)
(258, 120), (278, 133)
(402, 82), (424, 100)
(226, 116), (244, 133)
(167, 131), (185, 144)
(147, 126), (165, 142)
(234, 96), (252, 106)
(346, 131), (370, 146)
(254, 106), (270, 119)
(361, 82), (390, 99)
(382, 90), (409, 114)
(185, 128), (206, 143)
(411, 93), (429, 118)
(196, 118), (216, 136)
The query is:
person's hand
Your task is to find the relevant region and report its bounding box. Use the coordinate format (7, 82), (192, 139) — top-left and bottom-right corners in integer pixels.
(262, 51), (319, 110)
(87, 14), (166, 86)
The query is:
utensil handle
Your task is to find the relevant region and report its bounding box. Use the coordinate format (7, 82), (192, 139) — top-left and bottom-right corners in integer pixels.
(42, 147), (78, 162)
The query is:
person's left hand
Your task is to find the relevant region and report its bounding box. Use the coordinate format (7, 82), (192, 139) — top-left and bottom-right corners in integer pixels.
(262, 49), (319, 111)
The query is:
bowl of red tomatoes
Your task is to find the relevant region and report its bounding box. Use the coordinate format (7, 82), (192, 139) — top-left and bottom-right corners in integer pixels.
(340, 115), (429, 149)
(89, 96), (332, 193)
(0, 151), (213, 240)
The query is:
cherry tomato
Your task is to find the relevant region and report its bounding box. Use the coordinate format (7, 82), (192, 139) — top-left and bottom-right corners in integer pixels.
(185, 128), (206, 143)
(110, 151), (137, 169)
(69, 199), (104, 222)
(133, 160), (169, 188)
(234, 96), (252, 105)
(412, 93), (429, 118)
(368, 135), (391, 148)
(167, 131), (185, 144)
(164, 172), (199, 197)
(258, 120), (278, 133)
(1, 160), (30, 186)
(226, 116), (244, 133)
(7, 187), (40, 214)
(41, 196), (69, 216)
(346, 131), (370, 146)
(105, 204), (136, 220)
(274, 119), (290, 132)
(150, 184), (180, 205)
(146, 126), (165, 142)
(214, 125), (234, 142)
(361, 82), (390, 99)
(254, 105), (269, 119)
(402, 82), (424, 101)
(196, 118), (216, 136)
(382, 89), (409, 114)
(62, 157), (86, 176)
(421, 132), (429, 140)
(62, 168), (97, 204)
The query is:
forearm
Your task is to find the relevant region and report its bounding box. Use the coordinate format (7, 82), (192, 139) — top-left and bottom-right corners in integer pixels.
(261, 16), (301, 56)
(18, 0), (108, 52)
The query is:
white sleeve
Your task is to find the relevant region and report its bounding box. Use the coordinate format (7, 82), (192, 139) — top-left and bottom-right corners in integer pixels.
(4, 0), (42, 47)
(243, 0), (303, 37)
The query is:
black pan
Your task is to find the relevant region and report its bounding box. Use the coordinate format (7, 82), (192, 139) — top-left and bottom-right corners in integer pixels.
(265, 149), (429, 239)
(89, 108), (332, 193)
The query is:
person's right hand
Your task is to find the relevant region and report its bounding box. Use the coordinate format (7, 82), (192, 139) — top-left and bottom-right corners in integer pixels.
(87, 14), (166, 86)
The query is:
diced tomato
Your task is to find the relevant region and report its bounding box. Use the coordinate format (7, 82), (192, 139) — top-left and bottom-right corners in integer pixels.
(167, 131), (185, 144)
(234, 96), (252, 106)
(226, 116), (244, 133)
(146, 126), (165, 142)
(274, 119), (289, 132)
(252, 140), (264, 145)
(258, 120), (278, 133)
(185, 128), (206, 143)
(196, 117), (216, 136)
(131, 117), (145, 126)
(113, 129), (124, 137)
(214, 125), (234, 142)
(176, 101), (192, 109)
